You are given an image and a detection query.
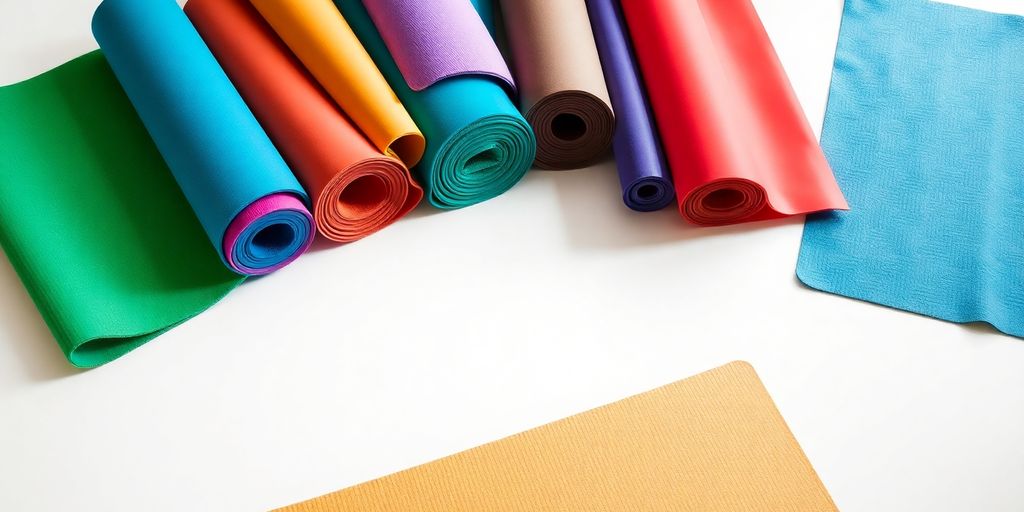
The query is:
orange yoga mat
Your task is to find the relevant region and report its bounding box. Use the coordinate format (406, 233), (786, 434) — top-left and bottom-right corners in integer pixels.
(248, 0), (424, 168)
(275, 362), (836, 511)
(187, 0), (421, 243)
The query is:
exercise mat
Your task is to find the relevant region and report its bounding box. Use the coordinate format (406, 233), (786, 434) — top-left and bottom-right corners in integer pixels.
(498, 0), (614, 170)
(798, 0), (1024, 336)
(621, 0), (847, 225)
(94, 0), (314, 275)
(361, 0), (514, 93)
(187, 0), (422, 243)
(249, 0), (424, 168)
(275, 362), (837, 511)
(0, 53), (242, 367)
(586, 0), (674, 212)
(336, 0), (535, 209)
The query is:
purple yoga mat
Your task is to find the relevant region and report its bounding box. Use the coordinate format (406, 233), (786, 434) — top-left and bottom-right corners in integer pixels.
(586, 0), (674, 212)
(362, 0), (515, 93)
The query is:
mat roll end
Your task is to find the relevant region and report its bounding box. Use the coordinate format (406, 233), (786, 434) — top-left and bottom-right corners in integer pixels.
(624, 176), (675, 212)
(681, 179), (767, 226)
(316, 156), (422, 243)
(222, 193), (314, 276)
(528, 90), (614, 170)
(428, 112), (536, 209)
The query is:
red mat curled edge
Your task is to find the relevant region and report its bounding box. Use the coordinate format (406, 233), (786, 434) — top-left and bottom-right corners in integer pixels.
(621, 0), (847, 226)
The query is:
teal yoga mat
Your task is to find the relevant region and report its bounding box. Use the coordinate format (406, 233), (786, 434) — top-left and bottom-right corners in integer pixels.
(335, 0), (535, 209)
(798, 0), (1024, 336)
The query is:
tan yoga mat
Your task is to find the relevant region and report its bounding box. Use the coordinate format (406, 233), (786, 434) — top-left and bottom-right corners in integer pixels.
(275, 362), (837, 511)
(498, 0), (615, 170)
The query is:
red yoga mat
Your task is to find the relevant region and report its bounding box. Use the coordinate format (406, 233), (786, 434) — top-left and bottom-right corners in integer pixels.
(621, 0), (847, 226)
(186, 0), (422, 243)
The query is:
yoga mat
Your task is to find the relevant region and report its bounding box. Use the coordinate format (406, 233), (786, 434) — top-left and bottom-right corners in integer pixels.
(249, 0), (424, 168)
(621, 0), (848, 226)
(275, 362), (837, 511)
(0, 53), (242, 367)
(586, 0), (674, 212)
(498, 0), (615, 170)
(798, 0), (1024, 336)
(362, 0), (515, 93)
(94, 0), (314, 275)
(336, 0), (536, 210)
(187, 0), (423, 243)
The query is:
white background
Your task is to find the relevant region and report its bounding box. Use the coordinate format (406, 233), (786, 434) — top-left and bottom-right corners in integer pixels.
(1, 1), (1023, 511)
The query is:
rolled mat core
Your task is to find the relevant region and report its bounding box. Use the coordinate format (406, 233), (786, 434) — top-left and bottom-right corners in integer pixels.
(317, 158), (417, 241)
(223, 193), (314, 276)
(499, 0), (615, 170)
(684, 179), (767, 225)
(429, 114), (535, 207)
(528, 91), (615, 170)
(336, 0), (535, 210)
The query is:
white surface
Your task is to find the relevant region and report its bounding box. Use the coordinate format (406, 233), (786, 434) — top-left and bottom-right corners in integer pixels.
(1, 1), (1023, 511)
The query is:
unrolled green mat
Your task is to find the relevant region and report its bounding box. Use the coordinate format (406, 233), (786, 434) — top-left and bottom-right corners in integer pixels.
(0, 52), (242, 368)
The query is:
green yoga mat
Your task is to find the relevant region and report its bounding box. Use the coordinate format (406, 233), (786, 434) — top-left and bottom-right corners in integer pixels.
(0, 52), (242, 368)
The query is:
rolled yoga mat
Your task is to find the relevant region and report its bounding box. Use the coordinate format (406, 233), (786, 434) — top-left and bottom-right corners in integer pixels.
(798, 0), (1024, 337)
(94, 0), (314, 275)
(335, 0), (536, 210)
(498, 0), (615, 170)
(0, 54), (241, 367)
(248, 0), (424, 168)
(621, 0), (848, 226)
(187, 0), (423, 243)
(586, 0), (674, 212)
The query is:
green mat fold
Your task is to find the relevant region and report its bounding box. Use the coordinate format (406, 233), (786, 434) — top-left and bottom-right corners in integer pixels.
(0, 52), (242, 368)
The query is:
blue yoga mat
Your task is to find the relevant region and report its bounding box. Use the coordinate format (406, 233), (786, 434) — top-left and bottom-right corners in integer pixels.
(798, 0), (1024, 335)
(93, 0), (312, 275)
(587, 0), (674, 212)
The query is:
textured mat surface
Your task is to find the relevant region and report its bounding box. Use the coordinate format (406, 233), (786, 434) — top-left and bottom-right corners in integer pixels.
(798, 0), (1024, 336)
(275, 362), (836, 512)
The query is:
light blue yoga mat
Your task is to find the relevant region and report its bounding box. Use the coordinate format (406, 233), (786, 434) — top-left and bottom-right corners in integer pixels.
(93, 0), (312, 274)
(798, 0), (1024, 335)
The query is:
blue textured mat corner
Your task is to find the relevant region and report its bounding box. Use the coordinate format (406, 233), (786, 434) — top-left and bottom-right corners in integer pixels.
(798, 0), (1024, 335)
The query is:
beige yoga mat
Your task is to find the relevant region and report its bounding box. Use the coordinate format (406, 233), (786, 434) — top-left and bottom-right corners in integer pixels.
(274, 362), (837, 511)
(498, 0), (615, 170)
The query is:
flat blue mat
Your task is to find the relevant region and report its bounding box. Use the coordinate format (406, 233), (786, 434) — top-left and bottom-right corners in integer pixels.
(798, 0), (1024, 335)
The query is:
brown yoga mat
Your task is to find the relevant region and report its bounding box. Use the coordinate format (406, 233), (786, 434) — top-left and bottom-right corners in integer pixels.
(274, 362), (837, 511)
(498, 0), (615, 170)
